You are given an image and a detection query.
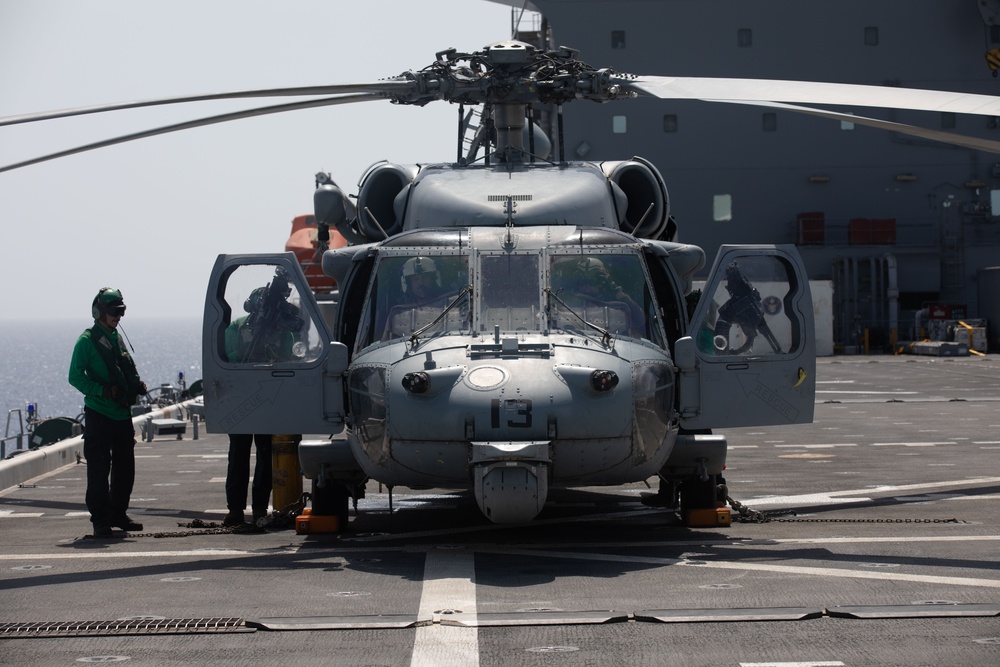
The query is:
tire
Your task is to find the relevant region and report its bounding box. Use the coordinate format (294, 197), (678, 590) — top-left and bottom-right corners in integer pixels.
(311, 478), (349, 527)
(679, 474), (719, 516)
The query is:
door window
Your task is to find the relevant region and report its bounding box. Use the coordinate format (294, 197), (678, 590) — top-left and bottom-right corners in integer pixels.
(697, 255), (799, 356)
(220, 264), (323, 365)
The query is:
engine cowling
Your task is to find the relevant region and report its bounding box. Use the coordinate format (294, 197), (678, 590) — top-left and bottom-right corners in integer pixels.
(356, 162), (417, 240)
(602, 158), (671, 240)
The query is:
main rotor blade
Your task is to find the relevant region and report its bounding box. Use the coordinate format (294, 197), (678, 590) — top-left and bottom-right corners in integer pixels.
(0, 94), (381, 174)
(710, 99), (1000, 155)
(626, 76), (1000, 117)
(0, 82), (412, 128)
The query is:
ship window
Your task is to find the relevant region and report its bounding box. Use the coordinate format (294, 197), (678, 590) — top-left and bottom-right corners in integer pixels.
(612, 115), (627, 134)
(991, 190), (1000, 216)
(762, 113), (777, 132)
(840, 113), (855, 131)
(737, 28), (752, 48)
(713, 194), (733, 222)
(612, 30), (626, 49)
(864, 26), (879, 46)
(663, 114), (678, 133)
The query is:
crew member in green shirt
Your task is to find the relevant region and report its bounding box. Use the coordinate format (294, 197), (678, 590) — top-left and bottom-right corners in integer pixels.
(68, 288), (147, 538)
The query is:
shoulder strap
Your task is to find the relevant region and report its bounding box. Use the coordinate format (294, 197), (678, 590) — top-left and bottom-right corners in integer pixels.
(88, 325), (141, 406)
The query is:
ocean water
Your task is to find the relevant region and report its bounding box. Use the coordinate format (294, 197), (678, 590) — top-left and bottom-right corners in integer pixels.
(0, 318), (202, 425)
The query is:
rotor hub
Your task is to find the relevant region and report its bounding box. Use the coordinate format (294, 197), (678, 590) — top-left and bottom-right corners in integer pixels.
(387, 40), (637, 108)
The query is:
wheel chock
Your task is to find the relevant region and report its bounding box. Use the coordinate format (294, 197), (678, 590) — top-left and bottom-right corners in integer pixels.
(295, 510), (340, 535)
(685, 507), (732, 528)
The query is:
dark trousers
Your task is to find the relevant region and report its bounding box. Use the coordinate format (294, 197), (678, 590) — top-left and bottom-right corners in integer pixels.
(226, 434), (272, 515)
(83, 407), (137, 527)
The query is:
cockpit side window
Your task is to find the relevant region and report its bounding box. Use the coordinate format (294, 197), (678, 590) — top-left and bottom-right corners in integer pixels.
(356, 254), (470, 349)
(479, 254), (541, 332)
(644, 254), (684, 353)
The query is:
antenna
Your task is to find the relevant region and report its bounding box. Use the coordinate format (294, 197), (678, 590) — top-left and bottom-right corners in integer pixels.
(503, 196), (516, 249)
(118, 325), (136, 353)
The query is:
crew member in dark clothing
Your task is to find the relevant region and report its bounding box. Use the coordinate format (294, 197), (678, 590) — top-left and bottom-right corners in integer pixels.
(224, 433), (273, 528)
(68, 287), (147, 538)
(222, 283), (301, 527)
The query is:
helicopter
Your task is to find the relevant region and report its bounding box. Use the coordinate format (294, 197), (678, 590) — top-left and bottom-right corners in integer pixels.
(5, 38), (1000, 526)
(199, 40), (1000, 526)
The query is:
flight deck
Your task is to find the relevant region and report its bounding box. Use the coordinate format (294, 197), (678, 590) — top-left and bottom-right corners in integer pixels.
(1, 354), (999, 666)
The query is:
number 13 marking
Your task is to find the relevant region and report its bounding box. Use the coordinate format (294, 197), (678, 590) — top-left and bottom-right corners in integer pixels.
(491, 399), (533, 428)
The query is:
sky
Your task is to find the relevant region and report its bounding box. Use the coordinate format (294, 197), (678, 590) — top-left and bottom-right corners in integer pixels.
(0, 0), (523, 321)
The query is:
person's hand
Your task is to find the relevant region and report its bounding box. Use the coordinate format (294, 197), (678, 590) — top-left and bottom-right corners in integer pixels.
(137, 382), (148, 395)
(102, 385), (122, 400)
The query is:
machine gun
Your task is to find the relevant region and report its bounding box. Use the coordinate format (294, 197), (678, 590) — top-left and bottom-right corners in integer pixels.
(713, 261), (782, 355)
(244, 269), (305, 362)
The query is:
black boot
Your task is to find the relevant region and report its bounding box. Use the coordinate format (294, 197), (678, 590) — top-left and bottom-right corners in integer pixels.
(92, 524), (115, 538)
(223, 510), (246, 527)
(112, 516), (143, 531)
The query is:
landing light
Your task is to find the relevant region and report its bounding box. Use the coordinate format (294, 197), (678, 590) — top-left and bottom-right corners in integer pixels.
(590, 370), (619, 392)
(402, 372), (430, 394)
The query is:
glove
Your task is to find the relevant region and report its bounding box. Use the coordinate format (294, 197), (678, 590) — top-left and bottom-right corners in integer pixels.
(101, 385), (122, 400)
(137, 382), (148, 395)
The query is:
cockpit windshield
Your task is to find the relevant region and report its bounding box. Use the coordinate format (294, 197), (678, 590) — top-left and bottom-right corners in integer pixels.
(547, 253), (663, 346)
(355, 248), (666, 351)
(357, 254), (471, 348)
(479, 254), (542, 332)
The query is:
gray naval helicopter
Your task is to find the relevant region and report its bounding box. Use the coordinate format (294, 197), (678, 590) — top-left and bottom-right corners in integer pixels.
(201, 41), (828, 527)
(6, 40), (1000, 526)
(199, 41), (1000, 526)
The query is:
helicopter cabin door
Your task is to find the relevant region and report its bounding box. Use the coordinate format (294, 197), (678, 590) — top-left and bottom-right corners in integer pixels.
(202, 253), (347, 435)
(674, 245), (815, 430)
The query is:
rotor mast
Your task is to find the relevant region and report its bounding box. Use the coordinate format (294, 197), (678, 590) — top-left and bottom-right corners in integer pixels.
(493, 102), (527, 163)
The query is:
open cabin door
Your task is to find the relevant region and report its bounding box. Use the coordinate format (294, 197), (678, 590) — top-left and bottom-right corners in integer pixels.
(203, 253), (347, 435)
(675, 245), (815, 430)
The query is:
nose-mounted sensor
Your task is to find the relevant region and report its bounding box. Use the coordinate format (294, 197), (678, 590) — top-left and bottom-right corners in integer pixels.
(590, 369), (619, 392)
(402, 372), (431, 394)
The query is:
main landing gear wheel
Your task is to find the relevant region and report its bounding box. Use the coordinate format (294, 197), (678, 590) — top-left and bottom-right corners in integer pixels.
(679, 474), (730, 527)
(311, 478), (350, 529)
